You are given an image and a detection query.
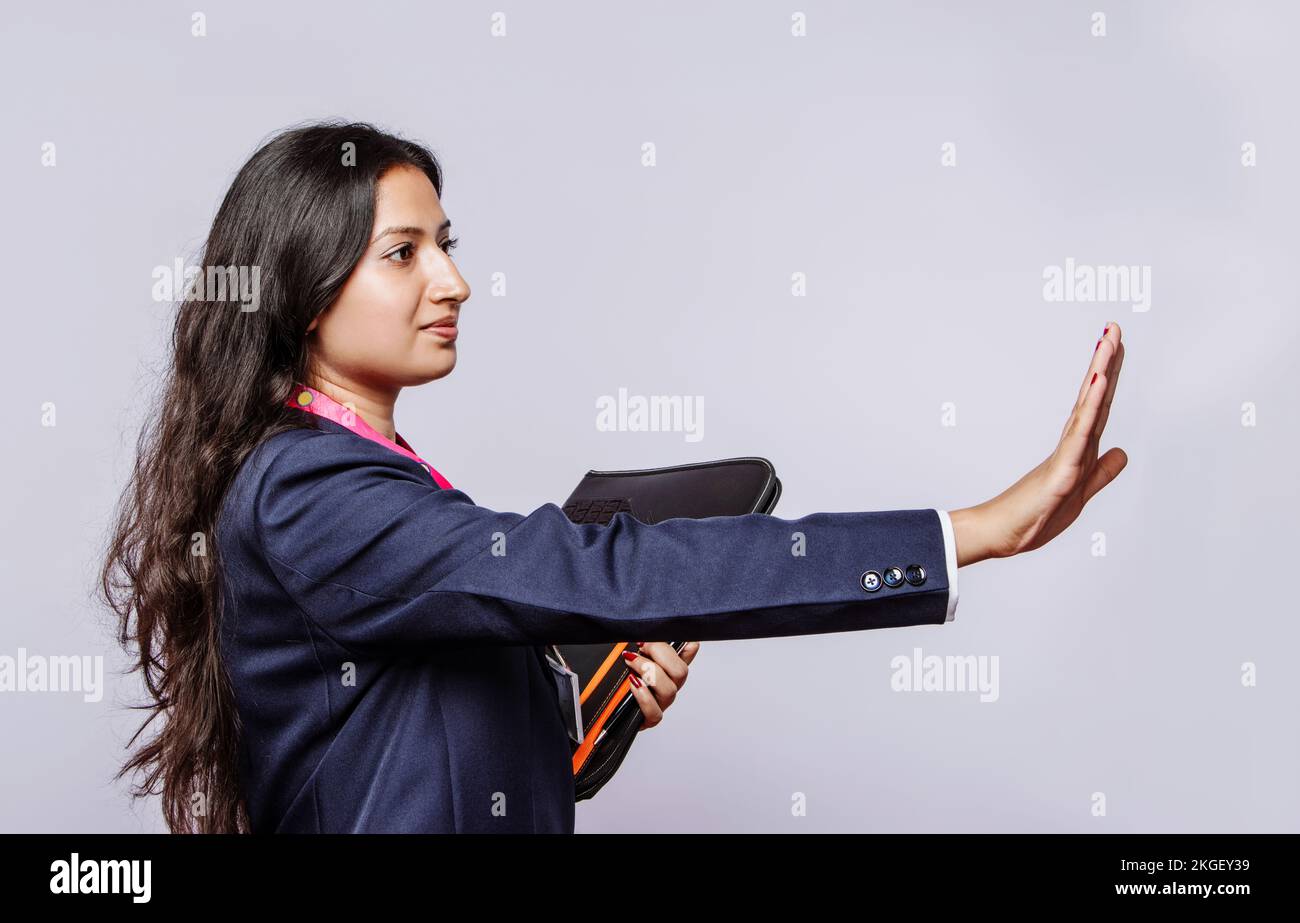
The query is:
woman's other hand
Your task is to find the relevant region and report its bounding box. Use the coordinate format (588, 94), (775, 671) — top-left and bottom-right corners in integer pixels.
(622, 641), (699, 730)
(951, 321), (1128, 565)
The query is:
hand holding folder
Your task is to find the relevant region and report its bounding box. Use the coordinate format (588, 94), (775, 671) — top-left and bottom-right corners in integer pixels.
(555, 457), (782, 800)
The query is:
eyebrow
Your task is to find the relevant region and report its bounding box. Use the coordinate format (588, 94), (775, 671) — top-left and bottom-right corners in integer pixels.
(371, 219), (452, 245)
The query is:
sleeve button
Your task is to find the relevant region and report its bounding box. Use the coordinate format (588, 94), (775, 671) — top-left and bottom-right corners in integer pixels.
(882, 566), (905, 588)
(904, 564), (927, 586)
(860, 570), (882, 592)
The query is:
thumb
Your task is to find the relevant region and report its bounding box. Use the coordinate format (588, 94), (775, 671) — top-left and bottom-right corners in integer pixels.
(1082, 447), (1128, 504)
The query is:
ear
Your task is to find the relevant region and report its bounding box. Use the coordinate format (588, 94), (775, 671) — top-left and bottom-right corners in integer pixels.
(306, 314), (319, 334)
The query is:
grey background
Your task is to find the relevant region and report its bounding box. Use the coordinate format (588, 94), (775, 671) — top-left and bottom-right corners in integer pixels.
(1, 0), (1296, 833)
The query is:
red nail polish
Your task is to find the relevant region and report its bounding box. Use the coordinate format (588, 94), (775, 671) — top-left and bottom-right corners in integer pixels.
(1091, 372), (1097, 385)
(621, 651), (637, 662)
(1102, 326), (1108, 336)
(629, 673), (643, 688)
(1094, 339), (1100, 352)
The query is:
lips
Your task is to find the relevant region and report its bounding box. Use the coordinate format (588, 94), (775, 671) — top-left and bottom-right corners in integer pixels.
(421, 321), (458, 340)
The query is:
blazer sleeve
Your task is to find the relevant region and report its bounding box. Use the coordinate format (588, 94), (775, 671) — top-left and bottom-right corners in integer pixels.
(253, 429), (956, 653)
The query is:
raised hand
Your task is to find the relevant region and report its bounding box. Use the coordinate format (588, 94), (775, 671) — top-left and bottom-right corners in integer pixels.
(950, 322), (1128, 565)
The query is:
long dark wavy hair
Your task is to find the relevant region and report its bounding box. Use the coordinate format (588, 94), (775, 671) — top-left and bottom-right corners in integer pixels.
(99, 120), (444, 833)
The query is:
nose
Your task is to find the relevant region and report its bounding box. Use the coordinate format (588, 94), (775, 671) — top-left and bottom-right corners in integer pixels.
(424, 250), (471, 307)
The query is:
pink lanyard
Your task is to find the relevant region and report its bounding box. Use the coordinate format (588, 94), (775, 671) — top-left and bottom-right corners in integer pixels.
(285, 384), (454, 490)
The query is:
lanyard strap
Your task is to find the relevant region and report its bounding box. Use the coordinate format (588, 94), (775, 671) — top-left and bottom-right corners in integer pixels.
(285, 384), (454, 489)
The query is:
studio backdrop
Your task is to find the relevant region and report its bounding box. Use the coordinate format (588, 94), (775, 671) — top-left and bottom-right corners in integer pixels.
(1, 0), (1296, 832)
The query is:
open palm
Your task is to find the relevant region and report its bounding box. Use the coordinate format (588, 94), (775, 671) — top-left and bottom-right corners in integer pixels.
(975, 323), (1128, 560)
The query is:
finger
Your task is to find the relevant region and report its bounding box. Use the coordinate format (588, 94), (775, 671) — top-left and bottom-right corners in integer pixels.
(1061, 337), (1109, 445)
(679, 641), (701, 665)
(1081, 446), (1128, 503)
(1063, 321), (1120, 443)
(1077, 322), (1114, 402)
(1087, 340), (1125, 458)
(635, 641), (689, 687)
(1060, 369), (1107, 466)
(1086, 340), (1128, 465)
(623, 650), (679, 707)
(1068, 322), (1119, 426)
(627, 670), (665, 730)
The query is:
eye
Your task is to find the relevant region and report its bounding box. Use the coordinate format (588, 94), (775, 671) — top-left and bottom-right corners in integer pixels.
(440, 236), (460, 255)
(384, 243), (415, 264)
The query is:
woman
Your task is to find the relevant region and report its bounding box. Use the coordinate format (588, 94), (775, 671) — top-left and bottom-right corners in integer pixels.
(100, 121), (1127, 834)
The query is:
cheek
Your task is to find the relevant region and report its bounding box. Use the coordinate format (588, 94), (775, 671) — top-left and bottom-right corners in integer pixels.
(324, 271), (421, 361)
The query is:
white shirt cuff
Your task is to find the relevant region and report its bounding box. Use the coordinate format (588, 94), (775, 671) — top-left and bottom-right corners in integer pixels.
(936, 509), (959, 622)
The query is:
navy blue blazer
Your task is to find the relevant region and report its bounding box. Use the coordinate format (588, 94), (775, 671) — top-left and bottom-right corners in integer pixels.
(216, 414), (956, 833)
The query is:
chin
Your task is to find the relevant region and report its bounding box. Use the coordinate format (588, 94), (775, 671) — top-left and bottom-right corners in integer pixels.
(411, 357), (456, 384)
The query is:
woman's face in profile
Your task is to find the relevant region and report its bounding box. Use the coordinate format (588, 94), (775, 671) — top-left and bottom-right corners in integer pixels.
(306, 164), (469, 389)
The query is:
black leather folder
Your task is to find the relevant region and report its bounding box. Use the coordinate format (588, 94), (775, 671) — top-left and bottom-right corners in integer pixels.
(556, 457), (782, 801)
